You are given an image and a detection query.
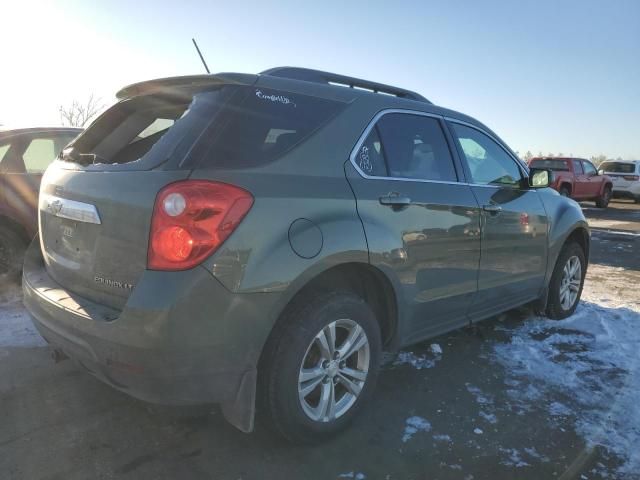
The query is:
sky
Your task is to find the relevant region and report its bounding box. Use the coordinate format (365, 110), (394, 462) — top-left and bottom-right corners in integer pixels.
(1, 0), (639, 159)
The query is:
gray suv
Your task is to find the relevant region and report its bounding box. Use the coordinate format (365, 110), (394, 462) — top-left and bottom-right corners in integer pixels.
(23, 67), (589, 442)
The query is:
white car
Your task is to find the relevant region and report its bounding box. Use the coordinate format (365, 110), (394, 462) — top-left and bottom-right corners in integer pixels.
(599, 160), (640, 203)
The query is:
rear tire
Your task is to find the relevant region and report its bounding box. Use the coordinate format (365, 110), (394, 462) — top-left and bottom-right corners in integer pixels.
(595, 186), (611, 208)
(0, 225), (27, 282)
(546, 242), (586, 320)
(259, 291), (381, 443)
(559, 185), (571, 198)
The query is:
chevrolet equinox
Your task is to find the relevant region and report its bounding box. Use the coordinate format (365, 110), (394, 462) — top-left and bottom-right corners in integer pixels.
(23, 67), (589, 442)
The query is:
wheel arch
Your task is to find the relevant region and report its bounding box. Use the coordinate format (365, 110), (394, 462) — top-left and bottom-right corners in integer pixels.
(559, 182), (573, 195)
(259, 261), (400, 372)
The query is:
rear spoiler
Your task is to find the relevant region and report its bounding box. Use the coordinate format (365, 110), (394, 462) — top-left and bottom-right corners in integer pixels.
(116, 73), (257, 100)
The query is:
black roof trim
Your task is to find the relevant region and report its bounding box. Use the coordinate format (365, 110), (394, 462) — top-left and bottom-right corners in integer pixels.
(261, 67), (431, 104)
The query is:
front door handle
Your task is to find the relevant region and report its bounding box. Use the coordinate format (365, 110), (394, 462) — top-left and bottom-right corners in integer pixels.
(483, 204), (502, 214)
(379, 194), (412, 208)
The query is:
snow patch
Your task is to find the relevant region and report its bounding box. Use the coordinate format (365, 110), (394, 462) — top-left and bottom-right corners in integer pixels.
(338, 473), (366, 479)
(479, 411), (497, 424)
(499, 448), (531, 468)
(465, 383), (493, 405)
(432, 434), (452, 443)
(402, 416), (431, 443)
(492, 264), (640, 475)
(394, 350), (440, 370)
(473, 428), (483, 435)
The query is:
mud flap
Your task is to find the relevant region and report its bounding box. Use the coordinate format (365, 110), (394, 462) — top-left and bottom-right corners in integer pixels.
(221, 368), (257, 433)
(534, 285), (549, 316)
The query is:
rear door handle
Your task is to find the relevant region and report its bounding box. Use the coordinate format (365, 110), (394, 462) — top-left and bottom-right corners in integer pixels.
(482, 204), (502, 214)
(379, 194), (412, 208)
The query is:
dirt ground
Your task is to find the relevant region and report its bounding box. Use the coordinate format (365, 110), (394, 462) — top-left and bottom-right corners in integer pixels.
(1, 199), (638, 480)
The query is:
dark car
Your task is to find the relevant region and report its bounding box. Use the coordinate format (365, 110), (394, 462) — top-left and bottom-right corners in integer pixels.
(23, 68), (589, 442)
(528, 157), (613, 208)
(0, 127), (82, 278)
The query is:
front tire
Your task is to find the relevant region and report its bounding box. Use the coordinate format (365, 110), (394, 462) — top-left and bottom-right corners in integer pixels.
(546, 242), (586, 319)
(559, 185), (571, 198)
(259, 291), (381, 443)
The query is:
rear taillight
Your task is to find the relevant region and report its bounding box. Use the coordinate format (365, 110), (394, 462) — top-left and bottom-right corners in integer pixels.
(148, 180), (253, 271)
(623, 175), (639, 181)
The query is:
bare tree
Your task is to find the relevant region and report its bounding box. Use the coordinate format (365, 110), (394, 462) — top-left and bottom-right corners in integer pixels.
(590, 154), (608, 166)
(523, 150), (533, 162)
(59, 94), (105, 127)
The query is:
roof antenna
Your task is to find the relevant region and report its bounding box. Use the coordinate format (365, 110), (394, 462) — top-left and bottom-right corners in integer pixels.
(192, 38), (210, 74)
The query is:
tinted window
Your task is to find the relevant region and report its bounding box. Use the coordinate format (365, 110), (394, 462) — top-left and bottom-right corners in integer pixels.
(374, 113), (457, 181)
(530, 159), (570, 171)
(573, 160), (584, 174)
(204, 87), (345, 168)
(451, 123), (522, 186)
(582, 161), (597, 175)
(23, 137), (56, 173)
(0, 143), (9, 163)
(600, 162), (636, 173)
(356, 126), (387, 177)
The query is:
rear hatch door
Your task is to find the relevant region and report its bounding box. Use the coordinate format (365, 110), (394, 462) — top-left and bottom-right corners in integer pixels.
(39, 80), (246, 310)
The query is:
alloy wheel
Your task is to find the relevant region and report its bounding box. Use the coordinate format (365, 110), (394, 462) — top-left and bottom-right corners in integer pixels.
(298, 319), (370, 422)
(559, 255), (582, 310)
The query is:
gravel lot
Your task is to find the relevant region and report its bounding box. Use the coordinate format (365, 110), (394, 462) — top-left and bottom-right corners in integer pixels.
(1, 200), (638, 480)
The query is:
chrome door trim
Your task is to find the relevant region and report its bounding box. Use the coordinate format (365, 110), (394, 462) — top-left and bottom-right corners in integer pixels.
(348, 109), (468, 186)
(40, 194), (102, 225)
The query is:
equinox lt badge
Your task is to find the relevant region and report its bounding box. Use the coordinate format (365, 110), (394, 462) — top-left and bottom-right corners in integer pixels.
(94, 276), (134, 290)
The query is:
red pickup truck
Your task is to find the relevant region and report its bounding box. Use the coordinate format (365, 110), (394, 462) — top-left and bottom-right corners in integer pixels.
(529, 157), (613, 208)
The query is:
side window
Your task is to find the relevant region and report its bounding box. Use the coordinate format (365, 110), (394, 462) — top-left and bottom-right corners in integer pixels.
(0, 143), (9, 163)
(451, 123), (522, 187)
(22, 137), (56, 173)
(573, 160), (584, 174)
(582, 161), (597, 176)
(356, 126), (387, 177)
(375, 113), (457, 182)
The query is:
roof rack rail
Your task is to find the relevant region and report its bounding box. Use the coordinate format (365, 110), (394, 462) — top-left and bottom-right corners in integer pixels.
(260, 67), (431, 104)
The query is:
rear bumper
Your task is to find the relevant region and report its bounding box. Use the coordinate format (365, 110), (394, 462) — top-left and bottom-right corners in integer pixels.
(22, 238), (280, 430)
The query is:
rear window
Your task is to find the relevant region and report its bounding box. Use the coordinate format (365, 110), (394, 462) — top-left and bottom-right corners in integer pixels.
(600, 162), (636, 173)
(64, 86), (345, 170)
(65, 90), (214, 167)
(530, 159), (570, 171)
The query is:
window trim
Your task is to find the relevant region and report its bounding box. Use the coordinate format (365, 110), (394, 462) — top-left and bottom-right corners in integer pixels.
(349, 109), (463, 185)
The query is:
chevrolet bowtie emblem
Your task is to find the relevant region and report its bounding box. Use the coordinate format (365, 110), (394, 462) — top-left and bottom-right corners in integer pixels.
(47, 199), (63, 215)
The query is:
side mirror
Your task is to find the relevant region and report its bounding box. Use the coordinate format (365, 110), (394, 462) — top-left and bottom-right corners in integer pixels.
(528, 168), (552, 188)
